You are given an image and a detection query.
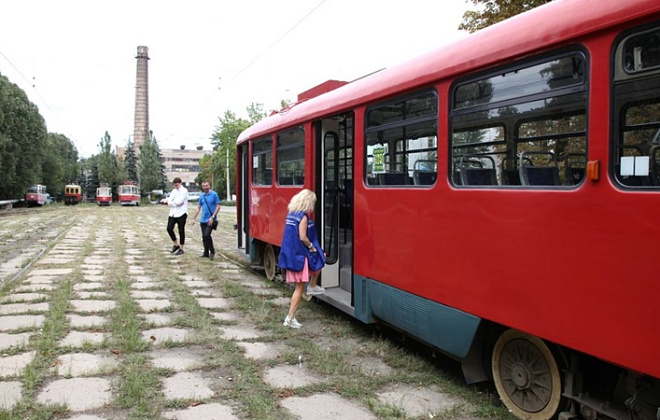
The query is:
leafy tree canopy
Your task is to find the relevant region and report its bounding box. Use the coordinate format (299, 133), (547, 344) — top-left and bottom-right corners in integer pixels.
(124, 139), (138, 182)
(42, 133), (79, 197)
(459, 0), (553, 33)
(138, 132), (166, 194)
(200, 103), (266, 198)
(0, 72), (48, 199)
(96, 131), (116, 186)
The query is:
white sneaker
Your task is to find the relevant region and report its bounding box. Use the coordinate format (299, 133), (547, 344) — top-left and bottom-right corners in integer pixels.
(306, 285), (326, 295)
(283, 316), (302, 328)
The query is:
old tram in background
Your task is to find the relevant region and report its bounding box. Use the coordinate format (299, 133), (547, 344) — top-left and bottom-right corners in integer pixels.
(117, 181), (140, 206)
(25, 184), (47, 207)
(63, 184), (82, 205)
(96, 183), (112, 206)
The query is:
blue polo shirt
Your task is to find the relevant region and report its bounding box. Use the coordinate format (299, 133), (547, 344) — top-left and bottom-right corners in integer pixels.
(198, 191), (220, 223)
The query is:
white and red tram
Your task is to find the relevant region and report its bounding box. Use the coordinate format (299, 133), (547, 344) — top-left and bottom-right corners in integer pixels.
(117, 183), (140, 206)
(25, 184), (47, 207)
(96, 184), (112, 206)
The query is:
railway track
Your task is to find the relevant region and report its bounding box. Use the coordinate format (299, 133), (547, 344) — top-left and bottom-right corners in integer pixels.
(0, 206), (80, 288)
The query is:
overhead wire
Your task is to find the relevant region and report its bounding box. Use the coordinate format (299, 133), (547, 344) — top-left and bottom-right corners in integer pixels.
(205, 0), (328, 105)
(0, 49), (69, 134)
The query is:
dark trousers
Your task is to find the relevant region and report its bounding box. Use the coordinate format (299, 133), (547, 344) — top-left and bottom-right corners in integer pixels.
(167, 214), (187, 245)
(200, 222), (214, 255)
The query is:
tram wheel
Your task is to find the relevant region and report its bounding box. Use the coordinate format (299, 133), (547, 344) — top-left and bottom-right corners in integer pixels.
(263, 244), (276, 281)
(492, 329), (563, 420)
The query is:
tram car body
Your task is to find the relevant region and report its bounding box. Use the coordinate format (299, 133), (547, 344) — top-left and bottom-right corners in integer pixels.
(96, 185), (112, 206)
(117, 183), (140, 206)
(235, 1), (660, 419)
(63, 184), (82, 205)
(25, 184), (47, 207)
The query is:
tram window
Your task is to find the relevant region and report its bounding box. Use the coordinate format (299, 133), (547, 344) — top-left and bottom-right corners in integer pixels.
(365, 91), (438, 187)
(455, 55), (585, 110)
(277, 127), (305, 186)
(623, 27), (660, 73)
(613, 24), (660, 189)
(451, 51), (588, 188)
(613, 93), (660, 188)
(252, 136), (273, 186)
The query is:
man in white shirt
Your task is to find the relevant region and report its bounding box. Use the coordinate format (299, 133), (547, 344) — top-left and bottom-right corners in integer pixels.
(166, 177), (189, 255)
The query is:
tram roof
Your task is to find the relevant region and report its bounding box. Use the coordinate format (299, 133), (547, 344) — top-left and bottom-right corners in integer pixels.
(237, 0), (660, 145)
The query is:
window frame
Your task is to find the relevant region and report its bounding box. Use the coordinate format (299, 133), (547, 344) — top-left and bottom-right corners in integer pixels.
(450, 48), (590, 189)
(251, 136), (273, 187)
(611, 21), (660, 191)
(276, 126), (306, 187)
(364, 89), (439, 188)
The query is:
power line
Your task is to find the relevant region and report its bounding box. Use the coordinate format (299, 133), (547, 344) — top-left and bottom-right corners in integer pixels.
(206, 0), (328, 105)
(0, 49), (69, 134)
(0, 49), (33, 87)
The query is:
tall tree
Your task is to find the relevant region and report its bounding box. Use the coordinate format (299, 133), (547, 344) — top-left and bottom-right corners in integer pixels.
(96, 131), (116, 186)
(124, 139), (138, 182)
(138, 132), (166, 194)
(79, 156), (98, 200)
(41, 133), (79, 198)
(113, 153), (128, 191)
(459, 0), (553, 33)
(0, 73), (48, 199)
(156, 146), (167, 191)
(41, 135), (64, 197)
(247, 102), (266, 125)
(206, 103), (266, 199)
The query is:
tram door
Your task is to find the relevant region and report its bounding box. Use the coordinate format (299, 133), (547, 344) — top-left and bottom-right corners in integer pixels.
(237, 144), (250, 256)
(319, 114), (354, 310)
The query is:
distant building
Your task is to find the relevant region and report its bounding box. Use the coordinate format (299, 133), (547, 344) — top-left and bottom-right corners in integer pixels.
(115, 144), (209, 192)
(161, 146), (210, 191)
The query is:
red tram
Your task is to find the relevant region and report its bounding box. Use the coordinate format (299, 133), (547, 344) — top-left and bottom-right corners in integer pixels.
(64, 184), (82, 205)
(117, 182), (140, 206)
(25, 184), (47, 207)
(235, 1), (660, 419)
(96, 184), (112, 206)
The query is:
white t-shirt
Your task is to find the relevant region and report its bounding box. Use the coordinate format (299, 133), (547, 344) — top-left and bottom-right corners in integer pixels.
(168, 186), (188, 217)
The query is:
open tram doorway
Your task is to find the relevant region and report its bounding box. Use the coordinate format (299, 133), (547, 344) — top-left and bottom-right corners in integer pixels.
(316, 113), (354, 315)
(237, 143), (250, 256)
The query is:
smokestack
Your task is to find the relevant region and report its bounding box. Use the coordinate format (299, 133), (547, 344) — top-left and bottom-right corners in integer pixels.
(133, 46), (150, 151)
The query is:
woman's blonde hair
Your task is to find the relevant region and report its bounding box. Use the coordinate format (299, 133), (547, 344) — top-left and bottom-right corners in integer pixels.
(288, 189), (316, 213)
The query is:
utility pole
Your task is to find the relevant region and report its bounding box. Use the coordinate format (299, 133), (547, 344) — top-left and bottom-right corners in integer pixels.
(226, 149), (230, 200)
(211, 146), (217, 190)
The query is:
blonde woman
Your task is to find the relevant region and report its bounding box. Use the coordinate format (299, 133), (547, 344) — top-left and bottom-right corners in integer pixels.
(277, 189), (326, 328)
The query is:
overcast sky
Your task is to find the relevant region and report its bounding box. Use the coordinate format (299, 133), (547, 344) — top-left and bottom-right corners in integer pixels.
(0, 0), (470, 157)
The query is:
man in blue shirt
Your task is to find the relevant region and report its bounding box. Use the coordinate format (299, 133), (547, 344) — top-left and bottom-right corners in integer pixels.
(191, 180), (220, 260)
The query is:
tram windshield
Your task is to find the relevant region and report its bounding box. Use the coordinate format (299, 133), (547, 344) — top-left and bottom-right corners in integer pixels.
(28, 184), (45, 194)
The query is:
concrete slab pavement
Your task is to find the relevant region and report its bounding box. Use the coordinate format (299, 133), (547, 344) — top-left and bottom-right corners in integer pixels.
(37, 377), (112, 410)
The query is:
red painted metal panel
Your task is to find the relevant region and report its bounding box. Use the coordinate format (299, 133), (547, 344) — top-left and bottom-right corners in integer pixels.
(238, 0), (660, 381)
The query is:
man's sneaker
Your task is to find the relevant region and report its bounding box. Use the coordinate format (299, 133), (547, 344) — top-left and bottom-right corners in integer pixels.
(209, 252), (215, 261)
(175, 249), (184, 255)
(283, 316), (302, 329)
(170, 245), (180, 253)
(306, 285), (326, 295)
(200, 254), (209, 258)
